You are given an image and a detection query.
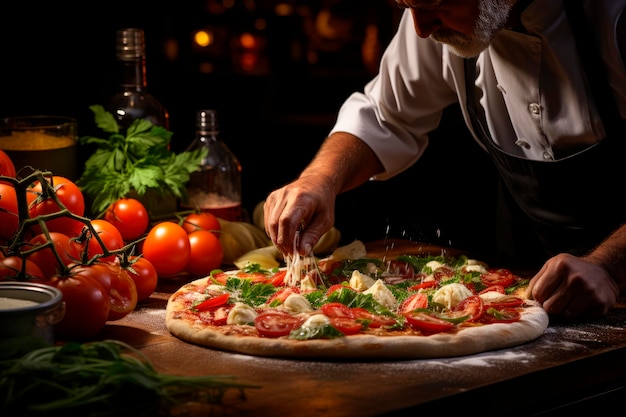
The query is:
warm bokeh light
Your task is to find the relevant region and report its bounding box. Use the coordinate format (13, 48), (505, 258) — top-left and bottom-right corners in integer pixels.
(194, 30), (213, 47)
(239, 33), (256, 49)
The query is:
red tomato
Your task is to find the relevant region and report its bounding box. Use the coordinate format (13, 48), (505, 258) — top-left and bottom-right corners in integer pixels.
(181, 212), (221, 236)
(80, 219), (125, 263)
(484, 294), (524, 308)
(481, 268), (515, 288)
(351, 308), (397, 328)
(254, 310), (302, 338)
(0, 255), (45, 282)
(142, 222), (190, 276)
(268, 270), (287, 286)
(398, 293), (429, 314)
(325, 283), (356, 297)
(104, 198), (149, 242)
(266, 286), (299, 306)
(27, 176), (85, 236)
(433, 266), (456, 282)
(236, 271), (270, 283)
(479, 285), (506, 295)
(408, 281), (437, 291)
(452, 295), (485, 322)
(124, 256), (158, 302)
(185, 230), (224, 277)
(404, 311), (455, 334)
(329, 317), (363, 335)
(194, 293), (230, 311)
(71, 262), (138, 321)
(49, 271), (110, 340)
(26, 232), (80, 278)
(0, 150), (16, 178)
(91, 219), (124, 244)
(0, 183), (19, 242)
(481, 307), (522, 323)
(321, 302), (354, 319)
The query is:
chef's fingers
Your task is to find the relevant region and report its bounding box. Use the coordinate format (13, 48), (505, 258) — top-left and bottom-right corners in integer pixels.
(525, 261), (550, 300)
(539, 280), (574, 315)
(298, 212), (331, 256)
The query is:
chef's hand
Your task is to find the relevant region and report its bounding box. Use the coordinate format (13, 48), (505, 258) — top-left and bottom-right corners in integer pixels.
(264, 176), (336, 257)
(526, 253), (621, 320)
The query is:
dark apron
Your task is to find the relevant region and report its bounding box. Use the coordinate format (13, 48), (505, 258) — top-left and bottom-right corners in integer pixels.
(464, 1), (626, 269)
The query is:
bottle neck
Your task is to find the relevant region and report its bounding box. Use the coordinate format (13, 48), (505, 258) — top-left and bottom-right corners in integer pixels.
(115, 58), (148, 91)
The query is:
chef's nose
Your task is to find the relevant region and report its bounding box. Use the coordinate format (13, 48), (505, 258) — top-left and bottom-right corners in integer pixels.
(410, 9), (441, 38)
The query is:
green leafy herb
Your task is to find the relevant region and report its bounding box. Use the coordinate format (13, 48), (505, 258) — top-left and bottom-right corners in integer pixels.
(0, 339), (259, 417)
(77, 105), (207, 216)
(225, 277), (277, 307)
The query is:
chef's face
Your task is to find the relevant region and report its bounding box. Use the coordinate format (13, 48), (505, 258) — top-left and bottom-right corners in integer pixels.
(396, 0), (515, 57)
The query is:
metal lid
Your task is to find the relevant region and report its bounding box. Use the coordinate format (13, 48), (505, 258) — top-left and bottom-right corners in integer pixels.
(116, 28), (145, 60)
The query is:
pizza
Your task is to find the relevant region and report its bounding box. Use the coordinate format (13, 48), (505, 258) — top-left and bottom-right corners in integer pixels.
(165, 241), (549, 359)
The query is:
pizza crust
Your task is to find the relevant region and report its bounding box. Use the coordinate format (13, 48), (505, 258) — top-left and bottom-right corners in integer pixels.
(165, 278), (549, 360)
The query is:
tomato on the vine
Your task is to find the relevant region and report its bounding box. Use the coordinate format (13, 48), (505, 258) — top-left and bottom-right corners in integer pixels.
(26, 232), (80, 278)
(104, 198), (149, 242)
(0, 150), (16, 178)
(49, 271), (110, 340)
(185, 230), (223, 277)
(142, 221), (190, 276)
(0, 255), (45, 282)
(70, 262), (138, 321)
(78, 219), (125, 263)
(181, 212), (221, 236)
(0, 183), (18, 242)
(27, 175), (85, 237)
(124, 256), (158, 302)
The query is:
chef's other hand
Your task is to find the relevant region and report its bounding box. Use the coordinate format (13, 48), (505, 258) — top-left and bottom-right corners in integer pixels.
(526, 253), (620, 320)
(264, 177), (336, 257)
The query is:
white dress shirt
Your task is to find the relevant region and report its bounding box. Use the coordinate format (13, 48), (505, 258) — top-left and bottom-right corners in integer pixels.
(330, 0), (626, 180)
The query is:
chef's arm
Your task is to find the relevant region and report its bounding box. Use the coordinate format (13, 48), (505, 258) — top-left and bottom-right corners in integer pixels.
(585, 224), (626, 296)
(298, 131), (385, 195)
(264, 131), (384, 255)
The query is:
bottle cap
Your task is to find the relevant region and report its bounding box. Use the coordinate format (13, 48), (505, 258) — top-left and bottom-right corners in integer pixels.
(197, 109), (219, 134)
(116, 28), (145, 60)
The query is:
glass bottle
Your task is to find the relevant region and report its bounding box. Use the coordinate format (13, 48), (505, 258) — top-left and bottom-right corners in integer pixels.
(107, 28), (169, 130)
(183, 110), (242, 221)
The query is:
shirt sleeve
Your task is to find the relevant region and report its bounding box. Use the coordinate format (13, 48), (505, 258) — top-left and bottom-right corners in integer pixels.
(329, 10), (460, 180)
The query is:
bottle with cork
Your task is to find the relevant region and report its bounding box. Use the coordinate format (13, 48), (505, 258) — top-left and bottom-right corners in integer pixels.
(183, 109), (242, 221)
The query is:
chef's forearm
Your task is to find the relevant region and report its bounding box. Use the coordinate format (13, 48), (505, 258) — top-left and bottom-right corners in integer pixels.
(585, 224), (626, 296)
(298, 132), (384, 195)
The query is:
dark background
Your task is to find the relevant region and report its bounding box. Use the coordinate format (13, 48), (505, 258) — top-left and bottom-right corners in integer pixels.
(0, 0), (498, 258)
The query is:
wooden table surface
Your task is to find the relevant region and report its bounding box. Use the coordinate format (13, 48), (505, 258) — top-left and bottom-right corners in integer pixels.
(97, 239), (626, 417)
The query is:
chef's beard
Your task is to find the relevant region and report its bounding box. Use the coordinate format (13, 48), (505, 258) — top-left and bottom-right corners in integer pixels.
(431, 0), (513, 58)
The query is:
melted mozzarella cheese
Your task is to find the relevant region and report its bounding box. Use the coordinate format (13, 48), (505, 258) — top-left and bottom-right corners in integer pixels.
(300, 275), (318, 291)
(424, 260), (444, 272)
(363, 279), (397, 309)
(463, 263), (488, 274)
(226, 302), (258, 325)
(349, 270), (376, 291)
(282, 293), (313, 314)
(301, 313), (330, 330)
(432, 283), (473, 309)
